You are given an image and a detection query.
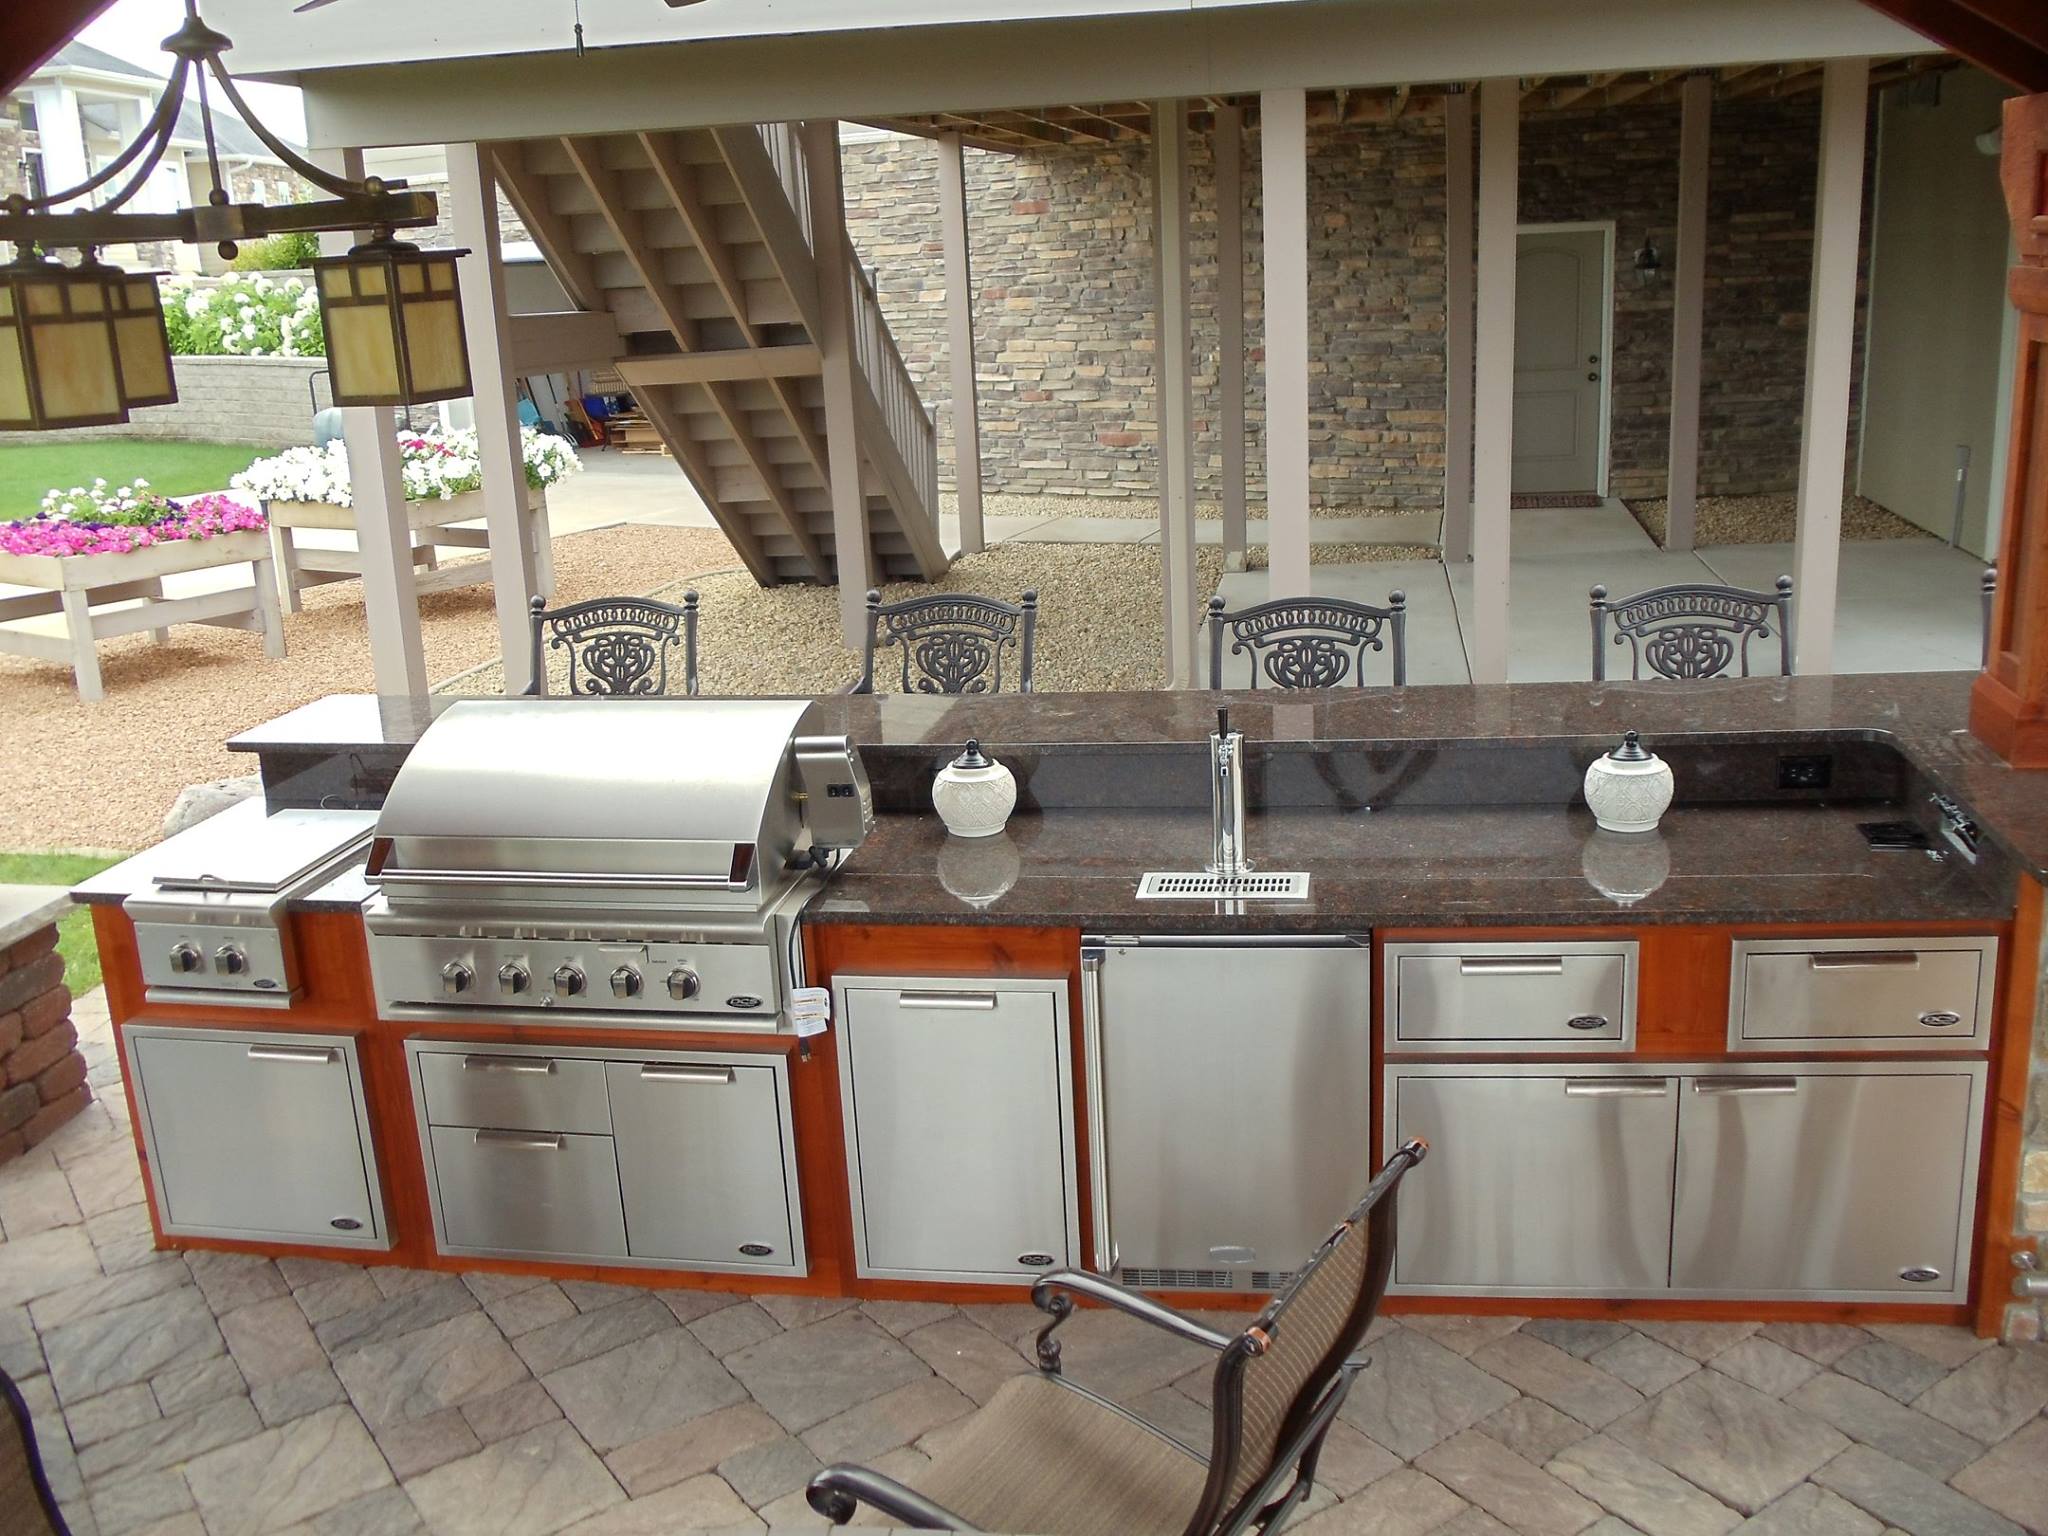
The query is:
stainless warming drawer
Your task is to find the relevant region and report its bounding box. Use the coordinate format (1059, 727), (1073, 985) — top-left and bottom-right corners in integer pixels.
(427, 1126), (629, 1259)
(1384, 940), (1637, 1051)
(1729, 936), (1997, 1050)
(416, 1052), (613, 1136)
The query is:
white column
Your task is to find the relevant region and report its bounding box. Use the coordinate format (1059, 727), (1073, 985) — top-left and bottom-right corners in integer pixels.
(317, 147), (427, 697)
(1261, 87), (1312, 599)
(1152, 99), (1199, 688)
(1215, 103), (1248, 572)
(1469, 79), (1519, 684)
(937, 133), (985, 557)
(1665, 73), (1712, 552)
(1791, 57), (1870, 676)
(801, 120), (872, 650)
(1442, 86), (1476, 563)
(29, 83), (88, 206)
(448, 142), (540, 695)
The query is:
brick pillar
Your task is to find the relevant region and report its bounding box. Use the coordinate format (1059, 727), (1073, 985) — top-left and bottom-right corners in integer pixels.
(0, 923), (91, 1163)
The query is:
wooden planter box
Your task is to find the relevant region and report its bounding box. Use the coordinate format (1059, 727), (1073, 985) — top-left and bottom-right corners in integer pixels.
(0, 530), (285, 702)
(265, 488), (554, 612)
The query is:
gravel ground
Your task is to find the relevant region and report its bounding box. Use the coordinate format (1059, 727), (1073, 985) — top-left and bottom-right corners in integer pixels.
(1626, 493), (1933, 546)
(1244, 542), (1437, 569)
(958, 490), (1439, 522)
(0, 525), (739, 851)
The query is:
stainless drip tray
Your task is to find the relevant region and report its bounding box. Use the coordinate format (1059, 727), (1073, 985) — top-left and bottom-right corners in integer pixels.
(1136, 871), (1311, 900)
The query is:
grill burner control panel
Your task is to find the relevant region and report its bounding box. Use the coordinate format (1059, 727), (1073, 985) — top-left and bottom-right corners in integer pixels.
(372, 936), (780, 1024)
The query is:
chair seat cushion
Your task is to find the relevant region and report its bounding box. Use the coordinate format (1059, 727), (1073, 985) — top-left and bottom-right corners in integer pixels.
(906, 1373), (1208, 1536)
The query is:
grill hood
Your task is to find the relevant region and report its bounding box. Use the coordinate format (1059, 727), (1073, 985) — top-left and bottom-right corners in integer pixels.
(369, 697), (838, 910)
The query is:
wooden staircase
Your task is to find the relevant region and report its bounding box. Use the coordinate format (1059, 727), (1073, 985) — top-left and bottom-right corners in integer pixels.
(491, 124), (950, 587)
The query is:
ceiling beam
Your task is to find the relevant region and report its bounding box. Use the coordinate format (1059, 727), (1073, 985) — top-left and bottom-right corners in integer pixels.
(1856, 0), (2048, 90)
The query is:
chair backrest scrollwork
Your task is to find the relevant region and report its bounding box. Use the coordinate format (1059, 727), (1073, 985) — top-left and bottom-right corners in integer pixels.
(1206, 593), (1408, 690)
(856, 589), (1038, 695)
(1589, 577), (1792, 681)
(527, 592), (700, 697)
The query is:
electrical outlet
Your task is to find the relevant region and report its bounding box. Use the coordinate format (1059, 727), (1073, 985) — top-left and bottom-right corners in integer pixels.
(1779, 754), (1833, 790)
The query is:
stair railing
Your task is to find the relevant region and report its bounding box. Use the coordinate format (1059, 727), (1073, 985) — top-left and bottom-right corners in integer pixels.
(846, 247), (940, 529)
(755, 121), (814, 253)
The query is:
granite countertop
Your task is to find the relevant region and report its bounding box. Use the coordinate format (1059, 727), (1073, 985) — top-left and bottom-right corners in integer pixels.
(809, 800), (2015, 931)
(0, 885), (72, 949)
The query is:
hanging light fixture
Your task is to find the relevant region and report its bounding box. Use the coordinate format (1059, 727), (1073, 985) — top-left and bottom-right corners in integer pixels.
(0, 0), (465, 432)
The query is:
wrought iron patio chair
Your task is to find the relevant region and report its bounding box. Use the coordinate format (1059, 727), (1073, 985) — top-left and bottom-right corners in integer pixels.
(526, 592), (699, 697)
(854, 589), (1037, 695)
(1206, 593), (1408, 690)
(2, 1365), (71, 1536)
(1589, 576), (1792, 681)
(807, 1138), (1430, 1535)
(1983, 566), (1998, 667)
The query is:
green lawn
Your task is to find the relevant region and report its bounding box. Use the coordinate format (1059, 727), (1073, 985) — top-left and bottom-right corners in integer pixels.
(1, 440), (270, 522)
(0, 852), (122, 996)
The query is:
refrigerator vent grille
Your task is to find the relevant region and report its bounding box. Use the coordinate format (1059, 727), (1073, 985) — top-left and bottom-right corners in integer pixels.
(1122, 1267), (1239, 1290)
(1136, 872), (1311, 900)
(1252, 1270), (1296, 1291)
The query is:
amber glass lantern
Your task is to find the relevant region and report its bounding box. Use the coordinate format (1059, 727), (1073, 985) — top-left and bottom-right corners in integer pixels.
(0, 253), (128, 431)
(101, 268), (178, 410)
(312, 237), (471, 407)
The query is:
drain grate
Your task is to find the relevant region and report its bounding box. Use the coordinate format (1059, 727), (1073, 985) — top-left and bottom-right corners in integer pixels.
(1137, 871), (1311, 900)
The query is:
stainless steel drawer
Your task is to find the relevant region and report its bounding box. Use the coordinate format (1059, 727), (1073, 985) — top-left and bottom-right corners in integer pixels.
(1385, 940), (1637, 1051)
(426, 1125), (628, 1259)
(415, 1050), (613, 1134)
(1729, 937), (1997, 1050)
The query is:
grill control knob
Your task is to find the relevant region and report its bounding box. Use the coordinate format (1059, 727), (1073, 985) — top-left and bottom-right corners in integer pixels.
(496, 962), (531, 995)
(440, 960), (474, 997)
(212, 944), (248, 977)
(610, 965), (643, 1000)
(168, 942), (203, 974)
(551, 964), (586, 997)
(666, 967), (702, 1002)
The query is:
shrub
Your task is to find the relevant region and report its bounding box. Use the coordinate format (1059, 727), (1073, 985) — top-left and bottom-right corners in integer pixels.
(162, 273), (325, 358)
(229, 231), (321, 271)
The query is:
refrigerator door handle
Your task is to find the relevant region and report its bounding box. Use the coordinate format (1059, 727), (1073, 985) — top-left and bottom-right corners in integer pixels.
(1081, 946), (1112, 1273)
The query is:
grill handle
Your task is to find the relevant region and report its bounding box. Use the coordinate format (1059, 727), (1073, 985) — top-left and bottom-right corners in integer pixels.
(372, 866), (751, 893)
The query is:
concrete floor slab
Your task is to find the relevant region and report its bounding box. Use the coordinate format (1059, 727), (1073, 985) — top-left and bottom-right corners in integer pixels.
(1447, 549), (1723, 683)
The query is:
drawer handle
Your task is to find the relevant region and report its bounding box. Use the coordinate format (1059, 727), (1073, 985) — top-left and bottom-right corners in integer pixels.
(1808, 951), (1922, 970)
(896, 991), (999, 1009)
(473, 1129), (566, 1150)
(1918, 1011), (1963, 1029)
(1563, 1079), (1668, 1097)
(246, 1045), (338, 1065)
(1565, 1015), (1610, 1032)
(1693, 1076), (1799, 1096)
(1458, 956), (1565, 976)
(462, 1055), (556, 1075)
(638, 1064), (736, 1084)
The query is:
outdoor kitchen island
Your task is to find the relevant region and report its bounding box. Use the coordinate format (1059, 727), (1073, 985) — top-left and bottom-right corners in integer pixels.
(72, 673), (2048, 1342)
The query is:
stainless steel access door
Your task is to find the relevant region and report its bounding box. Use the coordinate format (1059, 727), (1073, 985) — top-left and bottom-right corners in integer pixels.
(1386, 1066), (1678, 1295)
(1669, 1063), (1985, 1302)
(1085, 936), (1371, 1284)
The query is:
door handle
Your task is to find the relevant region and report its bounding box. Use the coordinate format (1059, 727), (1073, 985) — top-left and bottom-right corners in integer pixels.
(1459, 956), (1564, 976)
(1808, 951), (1921, 970)
(246, 1045), (338, 1064)
(473, 1129), (566, 1150)
(1693, 1077), (1799, 1096)
(638, 1064), (735, 1084)
(462, 1055), (555, 1075)
(895, 990), (999, 1009)
(1563, 1079), (1669, 1097)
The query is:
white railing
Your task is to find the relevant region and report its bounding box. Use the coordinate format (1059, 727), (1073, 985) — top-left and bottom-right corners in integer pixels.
(846, 243), (940, 527)
(755, 121), (814, 254)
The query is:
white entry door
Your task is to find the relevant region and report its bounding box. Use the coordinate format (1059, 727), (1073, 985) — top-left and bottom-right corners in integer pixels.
(1512, 228), (1610, 494)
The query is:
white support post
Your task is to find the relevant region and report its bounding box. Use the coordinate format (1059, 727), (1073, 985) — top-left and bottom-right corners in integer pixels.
(1152, 98), (1199, 688)
(1469, 79), (1519, 684)
(1791, 57), (1870, 676)
(317, 147), (428, 697)
(1261, 86), (1312, 600)
(801, 120), (872, 650)
(1665, 73), (1712, 553)
(448, 141), (540, 696)
(1215, 103), (1248, 572)
(937, 133), (985, 557)
(1442, 86), (1476, 564)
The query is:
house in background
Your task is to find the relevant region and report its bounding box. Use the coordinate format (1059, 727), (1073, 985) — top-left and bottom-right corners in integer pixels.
(3, 40), (298, 273)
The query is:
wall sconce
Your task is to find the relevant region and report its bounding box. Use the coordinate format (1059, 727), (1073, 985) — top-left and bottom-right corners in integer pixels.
(1633, 236), (1664, 288)
(313, 236), (473, 407)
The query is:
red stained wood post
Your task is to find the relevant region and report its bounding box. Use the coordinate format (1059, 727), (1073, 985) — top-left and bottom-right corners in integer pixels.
(1972, 94), (2048, 764)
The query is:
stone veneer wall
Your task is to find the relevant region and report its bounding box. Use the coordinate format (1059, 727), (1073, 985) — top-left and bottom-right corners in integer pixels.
(0, 925), (89, 1166)
(7, 355), (327, 450)
(840, 93), (1870, 510)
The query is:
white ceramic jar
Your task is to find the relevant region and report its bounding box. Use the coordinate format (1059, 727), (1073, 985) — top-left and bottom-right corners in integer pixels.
(1582, 731), (1674, 834)
(932, 740), (1016, 838)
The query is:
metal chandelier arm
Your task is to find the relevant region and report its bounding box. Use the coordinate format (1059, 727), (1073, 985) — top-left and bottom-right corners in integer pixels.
(9, 59), (192, 216)
(202, 59), (385, 203)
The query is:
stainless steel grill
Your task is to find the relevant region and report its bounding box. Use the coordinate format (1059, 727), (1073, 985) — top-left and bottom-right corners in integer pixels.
(363, 698), (871, 1030)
